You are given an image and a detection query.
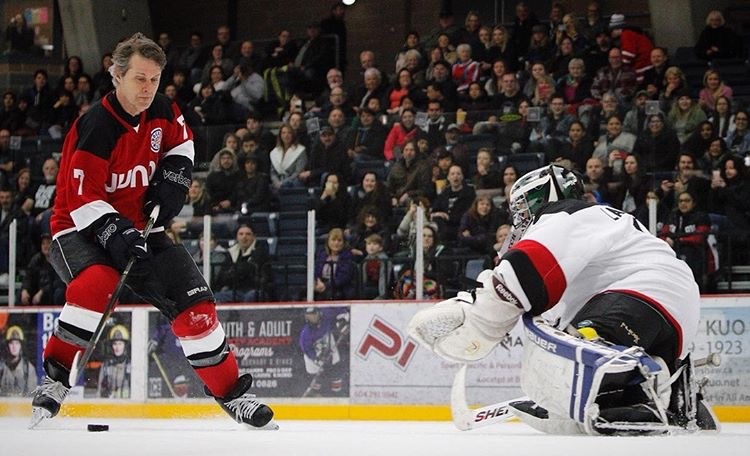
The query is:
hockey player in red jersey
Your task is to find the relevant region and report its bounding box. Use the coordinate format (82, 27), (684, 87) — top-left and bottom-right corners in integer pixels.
(30, 33), (276, 430)
(409, 165), (718, 435)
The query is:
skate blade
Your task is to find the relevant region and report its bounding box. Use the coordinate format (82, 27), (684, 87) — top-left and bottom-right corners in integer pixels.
(29, 407), (52, 429)
(243, 419), (279, 431)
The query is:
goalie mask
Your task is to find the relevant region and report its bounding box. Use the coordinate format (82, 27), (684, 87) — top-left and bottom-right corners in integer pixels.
(508, 165), (583, 241)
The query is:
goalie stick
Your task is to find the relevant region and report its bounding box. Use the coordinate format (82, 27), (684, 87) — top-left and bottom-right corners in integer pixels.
(449, 353), (721, 431)
(450, 364), (527, 430)
(68, 205), (160, 387)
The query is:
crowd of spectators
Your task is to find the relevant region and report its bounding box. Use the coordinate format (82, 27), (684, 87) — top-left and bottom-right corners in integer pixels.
(2, 2), (750, 303)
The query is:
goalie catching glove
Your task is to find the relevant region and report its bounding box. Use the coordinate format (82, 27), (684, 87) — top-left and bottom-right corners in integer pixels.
(407, 269), (524, 363)
(144, 155), (192, 227)
(94, 214), (151, 271)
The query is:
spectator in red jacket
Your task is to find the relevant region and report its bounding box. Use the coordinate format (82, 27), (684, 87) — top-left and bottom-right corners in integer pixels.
(608, 14), (654, 84)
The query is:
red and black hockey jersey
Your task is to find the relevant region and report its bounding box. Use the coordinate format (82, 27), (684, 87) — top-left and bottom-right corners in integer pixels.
(51, 92), (194, 236)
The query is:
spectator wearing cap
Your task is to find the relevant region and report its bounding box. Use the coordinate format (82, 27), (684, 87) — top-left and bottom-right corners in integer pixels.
(608, 13), (654, 83)
(233, 154), (271, 216)
(624, 89), (651, 135)
(300, 126), (351, 187)
(426, 61), (459, 112)
(443, 123), (470, 172)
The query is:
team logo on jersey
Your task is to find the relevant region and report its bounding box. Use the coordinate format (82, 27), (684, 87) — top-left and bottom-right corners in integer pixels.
(150, 128), (163, 153)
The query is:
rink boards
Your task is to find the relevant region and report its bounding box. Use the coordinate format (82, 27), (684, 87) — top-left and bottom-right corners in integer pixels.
(1, 295), (748, 422)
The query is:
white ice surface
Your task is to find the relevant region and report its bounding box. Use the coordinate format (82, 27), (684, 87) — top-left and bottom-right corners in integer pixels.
(2, 417), (749, 456)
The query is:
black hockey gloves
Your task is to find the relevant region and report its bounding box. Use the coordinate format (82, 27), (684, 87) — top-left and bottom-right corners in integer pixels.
(144, 155), (192, 227)
(95, 215), (151, 270)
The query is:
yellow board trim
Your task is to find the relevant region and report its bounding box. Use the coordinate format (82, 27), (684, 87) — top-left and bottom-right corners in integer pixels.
(1, 402), (749, 422)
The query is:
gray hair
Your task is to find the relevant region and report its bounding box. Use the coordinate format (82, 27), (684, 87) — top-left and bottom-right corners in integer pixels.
(364, 67), (382, 82)
(109, 32), (166, 87)
(568, 58), (585, 70)
(404, 49), (422, 61)
(456, 43), (472, 55)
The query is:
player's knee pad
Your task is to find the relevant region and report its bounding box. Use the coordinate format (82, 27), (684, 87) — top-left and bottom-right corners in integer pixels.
(171, 301), (229, 369)
(519, 315), (667, 435)
(55, 265), (120, 348)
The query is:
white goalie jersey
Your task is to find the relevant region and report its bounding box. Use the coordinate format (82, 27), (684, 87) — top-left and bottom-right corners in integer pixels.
(495, 200), (700, 358)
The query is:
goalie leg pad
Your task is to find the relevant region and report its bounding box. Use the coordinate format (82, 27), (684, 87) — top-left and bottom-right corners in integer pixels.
(520, 315), (668, 435)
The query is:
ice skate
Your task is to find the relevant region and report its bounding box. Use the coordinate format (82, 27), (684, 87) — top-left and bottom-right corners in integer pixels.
(207, 374), (278, 430)
(29, 359), (71, 429)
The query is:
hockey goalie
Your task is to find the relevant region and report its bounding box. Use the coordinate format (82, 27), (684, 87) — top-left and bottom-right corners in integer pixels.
(409, 164), (719, 435)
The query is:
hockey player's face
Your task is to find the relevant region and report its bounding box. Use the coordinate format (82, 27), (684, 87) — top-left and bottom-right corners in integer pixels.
(117, 53), (162, 116)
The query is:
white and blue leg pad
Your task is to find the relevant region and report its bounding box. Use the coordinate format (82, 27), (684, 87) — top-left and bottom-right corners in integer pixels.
(519, 315), (665, 434)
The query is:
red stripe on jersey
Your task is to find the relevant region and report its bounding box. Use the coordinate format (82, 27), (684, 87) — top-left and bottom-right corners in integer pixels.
(608, 288), (684, 357)
(513, 239), (566, 310)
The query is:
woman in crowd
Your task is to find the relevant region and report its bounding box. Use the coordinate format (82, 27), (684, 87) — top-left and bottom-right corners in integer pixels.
(269, 123), (307, 191)
(694, 10), (743, 60)
(699, 69), (733, 113)
(709, 95), (734, 138)
(487, 25), (518, 72)
(314, 228), (356, 301)
(681, 121), (715, 156)
(551, 120), (594, 171)
(593, 113), (637, 177)
(457, 195), (509, 255)
(610, 153), (651, 214)
(349, 171), (391, 227)
(451, 44), (481, 94)
(523, 61), (555, 107)
(667, 93), (707, 145)
(556, 58), (593, 109)
(659, 66), (689, 110)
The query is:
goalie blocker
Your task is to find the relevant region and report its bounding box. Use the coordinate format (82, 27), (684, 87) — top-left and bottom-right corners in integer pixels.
(513, 315), (719, 435)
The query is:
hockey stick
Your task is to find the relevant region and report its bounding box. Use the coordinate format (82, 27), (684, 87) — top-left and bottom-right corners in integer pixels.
(151, 351), (178, 398)
(450, 364), (527, 430)
(449, 353), (722, 432)
(301, 324), (349, 398)
(68, 205), (160, 386)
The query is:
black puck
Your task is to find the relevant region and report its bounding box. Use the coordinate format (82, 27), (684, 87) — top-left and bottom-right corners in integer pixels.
(87, 424), (109, 432)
